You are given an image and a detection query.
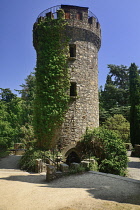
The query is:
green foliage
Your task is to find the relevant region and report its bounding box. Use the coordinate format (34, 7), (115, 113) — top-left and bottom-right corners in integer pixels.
(19, 148), (61, 172)
(0, 94), (12, 148)
(57, 9), (65, 19)
(69, 165), (85, 174)
(0, 121), (14, 148)
(129, 63), (140, 146)
(99, 65), (130, 124)
(19, 72), (35, 125)
(19, 148), (43, 172)
(88, 161), (99, 171)
(81, 128), (128, 176)
(103, 114), (130, 143)
(33, 14), (70, 150)
(0, 149), (10, 159)
(16, 73), (36, 148)
(76, 129), (95, 160)
(0, 88), (16, 102)
(0, 73), (35, 149)
(19, 124), (36, 149)
(0, 87), (31, 148)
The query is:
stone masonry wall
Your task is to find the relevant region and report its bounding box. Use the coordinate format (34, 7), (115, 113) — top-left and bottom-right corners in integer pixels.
(59, 40), (99, 147)
(57, 6), (101, 148)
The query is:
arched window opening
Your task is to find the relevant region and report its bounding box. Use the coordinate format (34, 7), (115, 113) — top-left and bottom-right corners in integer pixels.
(66, 151), (81, 165)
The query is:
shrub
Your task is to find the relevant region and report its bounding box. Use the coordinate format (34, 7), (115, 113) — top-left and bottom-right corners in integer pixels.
(81, 128), (128, 176)
(19, 149), (43, 172)
(19, 148), (61, 172)
(103, 114), (130, 143)
(89, 160), (99, 172)
(0, 149), (10, 159)
(69, 165), (85, 174)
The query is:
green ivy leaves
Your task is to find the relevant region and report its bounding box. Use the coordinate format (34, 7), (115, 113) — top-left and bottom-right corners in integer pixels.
(33, 15), (70, 150)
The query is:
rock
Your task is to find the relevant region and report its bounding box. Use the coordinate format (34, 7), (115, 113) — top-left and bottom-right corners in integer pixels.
(70, 162), (80, 169)
(35, 159), (42, 173)
(46, 165), (56, 182)
(46, 165), (56, 175)
(80, 161), (90, 168)
(60, 163), (69, 173)
(42, 162), (47, 172)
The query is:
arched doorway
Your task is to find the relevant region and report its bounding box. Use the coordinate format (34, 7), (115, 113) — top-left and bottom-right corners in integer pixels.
(66, 151), (81, 165)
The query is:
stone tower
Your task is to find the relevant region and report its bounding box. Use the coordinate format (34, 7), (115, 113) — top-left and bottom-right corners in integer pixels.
(33, 5), (101, 151)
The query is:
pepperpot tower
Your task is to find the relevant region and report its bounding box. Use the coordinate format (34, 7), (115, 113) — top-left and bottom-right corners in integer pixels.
(33, 5), (101, 151)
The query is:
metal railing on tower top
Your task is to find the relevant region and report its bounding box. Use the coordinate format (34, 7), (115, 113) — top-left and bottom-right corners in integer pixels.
(36, 5), (99, 23)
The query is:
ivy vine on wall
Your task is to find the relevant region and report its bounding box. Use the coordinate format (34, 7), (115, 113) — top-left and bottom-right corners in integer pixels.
(33, 9), (70, 150)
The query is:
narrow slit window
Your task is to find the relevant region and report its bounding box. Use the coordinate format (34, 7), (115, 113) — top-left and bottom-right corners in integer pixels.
(76, 12), (82, 20)
(70, 82), (77, 96)
(65, 12), (70, 19)
(69, 44), (76, 57)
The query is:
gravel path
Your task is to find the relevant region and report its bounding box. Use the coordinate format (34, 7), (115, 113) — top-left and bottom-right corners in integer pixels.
(0, 154), (140, 210)
(127, 156), (140, 180)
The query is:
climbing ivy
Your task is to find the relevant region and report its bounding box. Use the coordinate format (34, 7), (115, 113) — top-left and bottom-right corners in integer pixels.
(33, 10), (70, 150)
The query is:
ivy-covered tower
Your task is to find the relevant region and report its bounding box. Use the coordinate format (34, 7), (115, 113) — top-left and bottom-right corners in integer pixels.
(33, 5), (101, 150)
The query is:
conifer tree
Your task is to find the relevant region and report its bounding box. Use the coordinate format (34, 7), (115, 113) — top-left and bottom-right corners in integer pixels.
(129, 63), (140, 146)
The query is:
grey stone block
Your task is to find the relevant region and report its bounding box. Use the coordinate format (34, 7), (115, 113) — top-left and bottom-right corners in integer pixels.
(60, 163), (69, 173)
(70, 162), (80, 169)
(46, 165), (56, 175)
(35, 159), (42, 173)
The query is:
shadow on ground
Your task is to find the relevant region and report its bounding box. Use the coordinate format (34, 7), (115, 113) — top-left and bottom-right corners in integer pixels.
(128, 160), (140, 169)
(0, 173), (46, 184)
(1, 172), (140, 206)
(0, 155), (21, 169)
(1, 155), (140, 207)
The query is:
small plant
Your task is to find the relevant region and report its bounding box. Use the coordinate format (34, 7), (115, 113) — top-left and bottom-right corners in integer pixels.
(69, 165), (85, 174)
(57, 9), (65, 19)
(89, 160), (99, 172)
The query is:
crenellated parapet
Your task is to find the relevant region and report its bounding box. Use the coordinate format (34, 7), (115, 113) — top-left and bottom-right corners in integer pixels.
(34, 5), (101, 50)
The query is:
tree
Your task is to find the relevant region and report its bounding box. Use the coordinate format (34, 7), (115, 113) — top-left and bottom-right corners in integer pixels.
(129, 63), (140, 146)
(0, 74), (36, 149)
(103, 114), (130, 143)
(0, 88), (16, 102)
(0, 89), (23, 148)
(17, 72), (36, 147)
(19, 72), (35, 125)
(99, 65), (130, 124)
(0, 101), (14, 148)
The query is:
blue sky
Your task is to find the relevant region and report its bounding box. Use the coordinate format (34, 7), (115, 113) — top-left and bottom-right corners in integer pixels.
(1, 0), (140, 95)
